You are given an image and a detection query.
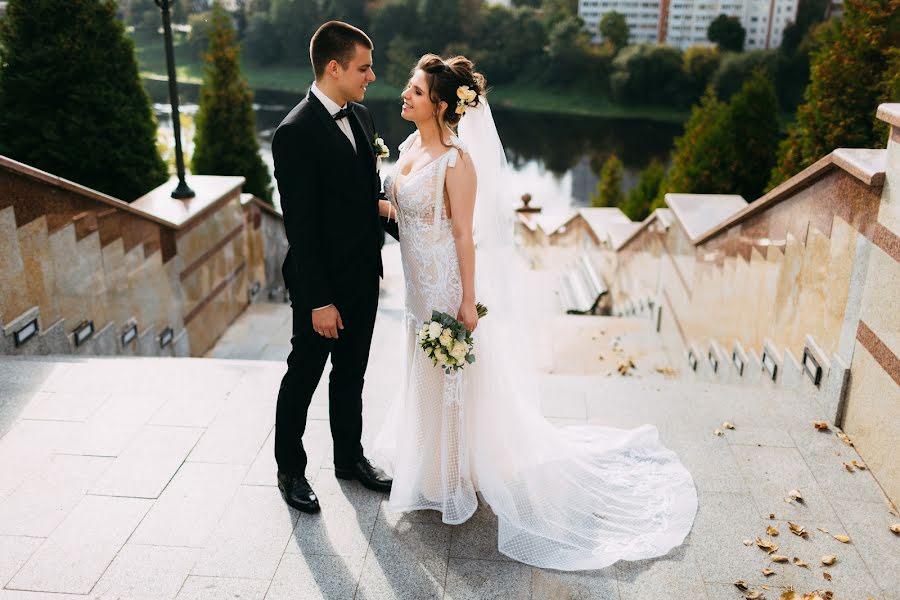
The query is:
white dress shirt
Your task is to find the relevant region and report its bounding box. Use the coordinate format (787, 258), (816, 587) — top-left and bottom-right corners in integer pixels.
(310, 82), (356, 153)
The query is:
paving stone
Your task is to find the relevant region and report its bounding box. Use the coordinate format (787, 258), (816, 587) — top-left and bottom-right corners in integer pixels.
(131, 463), (247, 548)
(448, 504), (510, 562)
(187, 398), (274, 465)
(729, 445), (840, 522)
(663, 431), (751, 494)
(58, 392), (170, 457)
(444, 558), (531, 600)
(91, 544), (200, 600)
(192, 485), (298, 580)
(19, 391), (108, 423)
(265, 553), (364, 600)
(355, 511), (451, 600)
(616, 543), (706, 600)
(0, 454), (112, 537)
(7, 495), (151, 594)
(683, 491), (776, 587)
(243, 427), (277, 487)
(0, 420), (81, 496)
(839, 518), (900, 600)
(531, 566), (620, 600)
(0, 536), (43, 588)
(174, 575), (269, 600)
(89, 425), (203, 498)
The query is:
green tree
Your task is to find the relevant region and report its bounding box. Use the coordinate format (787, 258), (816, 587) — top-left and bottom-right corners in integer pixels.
(621, 159), (664, 221)
(0, 0), (166, 201)
(707, 14), (745, 52)
(711, 50), (775, 101)
(270, 0), (322, 65)
(385, 34), (420, 85)
(725, 69), (780, 199)
(243, 12), (280, 65)
(592, 154), (624, 207)
(611, 44), (687, 105)
(780, 0), (828, 55)
(370, 0), (423, 69)
(420, 0), (463, 55)
(683, 46), (721, 101)
(546, 15), (593, 84)
(321, 0), (367, 30)
(599, 11), (629, 52)
(473, 6), (547, 84)
(657, 88), (731, 201)
(769, 0), (900, 188)
(192, 2), (272, 203)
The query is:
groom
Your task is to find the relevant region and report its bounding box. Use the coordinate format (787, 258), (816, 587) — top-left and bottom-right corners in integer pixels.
(271, 21), (398, 513)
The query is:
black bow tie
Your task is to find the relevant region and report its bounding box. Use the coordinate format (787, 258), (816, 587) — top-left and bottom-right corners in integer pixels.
(333, 105), (354, 120)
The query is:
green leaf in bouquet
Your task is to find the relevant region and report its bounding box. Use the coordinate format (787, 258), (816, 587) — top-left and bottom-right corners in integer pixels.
(476, 303), (488, 318)
(466, 354), (476, 364)
(431, 310), (442, 322)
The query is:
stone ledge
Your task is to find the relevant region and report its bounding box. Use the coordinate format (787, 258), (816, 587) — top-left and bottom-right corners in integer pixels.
(665, 193), (748, 242)
(875, 103), (900, 129)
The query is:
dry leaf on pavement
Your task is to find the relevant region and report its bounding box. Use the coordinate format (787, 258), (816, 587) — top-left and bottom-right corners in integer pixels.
(788, 489), (804, 503)
(823, 572), (832, 581)
(851, 460), (866, 470)
(771, 555), (789, 563)
(743, 539), (754, 546)
(812, 421), (829, 431)
(821, 554), (837, 565)
(780, 590), (796, 600)
(756, 537), (779, 553)
(767, 525), (780, 536)
(832, 534), (850, 543)
(723, 421), (735, 429)
(714, 429), (724, 436)
(762, 568), (776, 576)
(792, 557), (809, 568)
(746, 591), (764, 600)
(891, 523), (900, 534)
(735, 580), (750, 590)
(788, 522), (808, 538)
(836, 431), (853, 446)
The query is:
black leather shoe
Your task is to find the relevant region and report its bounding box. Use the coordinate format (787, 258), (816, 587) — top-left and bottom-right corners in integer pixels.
(334, 457), (392, 492)
(277, 471), (321, 513)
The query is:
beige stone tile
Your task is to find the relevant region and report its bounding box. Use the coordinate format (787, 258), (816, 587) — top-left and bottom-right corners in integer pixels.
(843, 344), (900, 504)
(16, 215), (57, 329)
(794, 226), (829, 358)
(858, 244), (900, 359)
(773, 233), (803, 351)
(0, 206), (29, 325)
(822, 216), (857, 356)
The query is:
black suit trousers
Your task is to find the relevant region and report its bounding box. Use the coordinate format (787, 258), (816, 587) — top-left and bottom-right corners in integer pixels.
(274, 274), (380, 476)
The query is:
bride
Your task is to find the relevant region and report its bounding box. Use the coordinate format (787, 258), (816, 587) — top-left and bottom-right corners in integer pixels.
(372, 54), (698, 571)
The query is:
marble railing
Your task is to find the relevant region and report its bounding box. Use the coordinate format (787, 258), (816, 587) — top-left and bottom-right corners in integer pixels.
(0, 156), (278, 357)
(606, 103), (900, 503)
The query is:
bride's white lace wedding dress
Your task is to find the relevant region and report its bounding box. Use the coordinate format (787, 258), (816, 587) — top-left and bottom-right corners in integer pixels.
(372, 129), (697, 571)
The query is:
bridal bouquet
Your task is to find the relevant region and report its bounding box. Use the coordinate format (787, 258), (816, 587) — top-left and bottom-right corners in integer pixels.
(418, 303), (488, 374)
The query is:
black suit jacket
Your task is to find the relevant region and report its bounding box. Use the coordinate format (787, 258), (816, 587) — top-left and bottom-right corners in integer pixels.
(272, 92), (399, 312)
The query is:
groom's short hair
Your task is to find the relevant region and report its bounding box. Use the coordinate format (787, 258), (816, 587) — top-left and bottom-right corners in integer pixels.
(310, 21), (373, 79)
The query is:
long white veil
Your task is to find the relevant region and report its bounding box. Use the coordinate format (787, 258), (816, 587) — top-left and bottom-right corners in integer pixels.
(452, 97), (698, 570)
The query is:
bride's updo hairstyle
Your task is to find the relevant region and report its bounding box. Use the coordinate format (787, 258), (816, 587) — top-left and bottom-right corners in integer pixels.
(414, 54), (486, 143)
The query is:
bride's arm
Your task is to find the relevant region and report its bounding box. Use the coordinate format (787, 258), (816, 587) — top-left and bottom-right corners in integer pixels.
(446, 152), (479, 332)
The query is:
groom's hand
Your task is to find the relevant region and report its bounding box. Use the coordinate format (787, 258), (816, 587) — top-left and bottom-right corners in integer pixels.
(312, 305), (344, 339)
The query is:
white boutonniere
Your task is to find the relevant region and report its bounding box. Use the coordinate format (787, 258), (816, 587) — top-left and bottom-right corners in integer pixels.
(373, 134), (389, 170)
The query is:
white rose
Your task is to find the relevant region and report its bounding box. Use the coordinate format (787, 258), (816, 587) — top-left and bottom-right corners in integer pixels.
(439, 330), (453, 348)
(428, 321), (443, 340)
(450, 341), (468, 361)
(418, 325), (429, 341)
(435, 349), (448, 364)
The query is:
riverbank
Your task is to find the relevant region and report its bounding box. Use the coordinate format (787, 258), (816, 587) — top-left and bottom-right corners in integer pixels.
(132, 31), (688, 124)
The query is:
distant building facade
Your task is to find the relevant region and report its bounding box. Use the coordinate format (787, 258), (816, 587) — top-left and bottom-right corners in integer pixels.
(578, 0), (800, 50)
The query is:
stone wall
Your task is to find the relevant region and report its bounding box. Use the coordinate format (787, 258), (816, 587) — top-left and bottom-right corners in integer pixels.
(0, 156), (278, 358)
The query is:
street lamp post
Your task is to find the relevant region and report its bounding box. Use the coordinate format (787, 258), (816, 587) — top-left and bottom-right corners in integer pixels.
(153, 0), (195, 199)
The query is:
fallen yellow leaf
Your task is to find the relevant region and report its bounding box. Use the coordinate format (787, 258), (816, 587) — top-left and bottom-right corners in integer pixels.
(821, 554), (837, 565)
(788, 489), (804, 503)
(735, 580), (750, 590)
(766, 525), (780, 536)
(769, 513), (776, 519)
(756, 537), (779, 554)
(788, 522), (808, 538)
(792, 557), (809, 568)
(833, 534), (850, 543)
(823, 572), (832, 581)
(762, 568), (776, 576)
(813, 421), (829, 431)
(836, 431), (853, 446)
(843, 462), (855, 472)
(891, 523), (900, 534)
(817, 527), (830, 534)
(714, 429), (724, 437)
(851, 460), (866, 470)
(771, 554), (789, 562)
(780, 590), (797, 600)
(743, 539), (754, 546)
(723, 421), (735, 429)
(746, 591), (764, 600)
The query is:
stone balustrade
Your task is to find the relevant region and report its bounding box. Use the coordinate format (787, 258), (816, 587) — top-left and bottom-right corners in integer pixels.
(0, 156), (283, 357)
